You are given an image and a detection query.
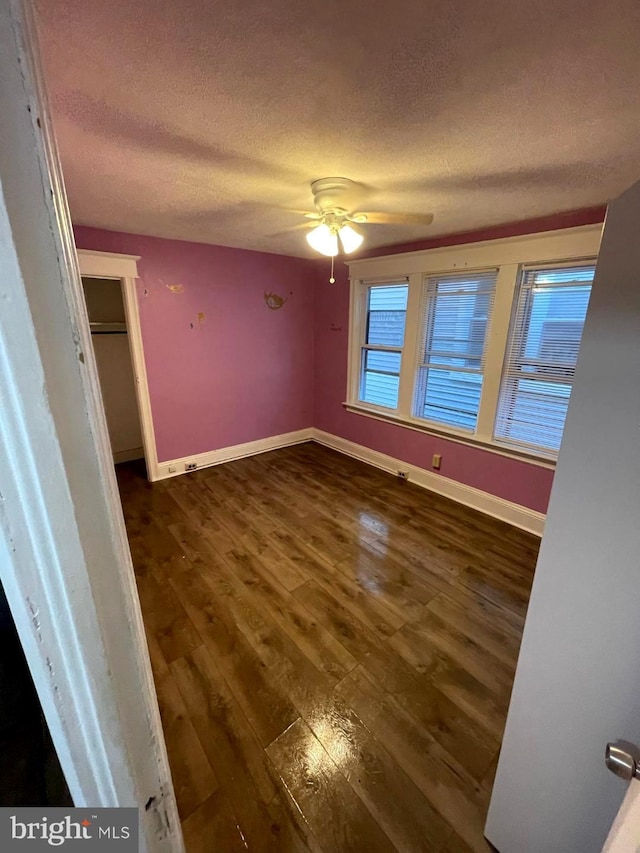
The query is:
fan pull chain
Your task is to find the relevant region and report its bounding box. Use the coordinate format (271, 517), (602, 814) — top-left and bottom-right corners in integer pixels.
(329, 255), (335, 284)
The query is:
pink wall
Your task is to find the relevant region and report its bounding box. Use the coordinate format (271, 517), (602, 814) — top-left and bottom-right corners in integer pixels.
(312, 207), (606, 514)
(75, 226), (316, 462)
(76, 206), (606, 513)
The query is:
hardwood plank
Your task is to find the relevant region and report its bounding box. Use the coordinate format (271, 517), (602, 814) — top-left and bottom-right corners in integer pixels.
(426, 592), (522, 667)
(267, 717), (397, 853)
(154, 668), (218, 820)
(395, 677), (499, 782)
(441, 831), (491, 853)
(253, 492), (362, 566)
(429, 584), (525, 638)
(336, 665), (491, 853)
(180, 790), (249, 853)
(170, 647), (280, 840)
(366, 535), (463, 588)
(389, 610), (514, 699)
(268, 530), (406, 638)
(267, 791), (325, 853)
(229, 529), (311, 592)
(136, 571), (202, 664)
(143, 627), (170, 682)
(221, 546), (357, 682)
(385, 619), (508, 740)
(428, 657), (509, 742)
(481, 750), (500, 794)
(458, 564), (531, 618)
(304, 693), (452, 851)
(293, 580), (419, 694)
(171, 569), (299, 747)
(127, 519), (189, 582)
(190, 549), (341, 725)
(169, 514), (238, 560)
(334, 547), (440, 623)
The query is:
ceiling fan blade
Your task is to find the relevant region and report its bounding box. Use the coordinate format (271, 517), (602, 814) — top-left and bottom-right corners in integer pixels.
(266, 207), (321, 218)
(268, 222), (315, 238)
(360, 211), (434, 226)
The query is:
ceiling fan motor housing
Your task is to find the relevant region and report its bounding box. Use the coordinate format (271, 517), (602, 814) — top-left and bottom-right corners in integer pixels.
(310, 177), (360, 215)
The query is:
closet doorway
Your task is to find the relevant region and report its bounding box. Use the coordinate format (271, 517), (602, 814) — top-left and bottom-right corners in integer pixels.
(83, 276), (142, 463)
(77, 250), (159, 479)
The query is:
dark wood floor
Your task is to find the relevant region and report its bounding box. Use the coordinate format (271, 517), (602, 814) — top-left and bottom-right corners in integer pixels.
(117, 442), (538, 853)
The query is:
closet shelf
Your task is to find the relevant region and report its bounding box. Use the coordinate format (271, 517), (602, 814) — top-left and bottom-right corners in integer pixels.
(90, 322), (127, 334)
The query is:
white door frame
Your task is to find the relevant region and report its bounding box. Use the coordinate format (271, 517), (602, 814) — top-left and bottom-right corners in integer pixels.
(0, 2), (182, 850)
(78, 250), (161, 479)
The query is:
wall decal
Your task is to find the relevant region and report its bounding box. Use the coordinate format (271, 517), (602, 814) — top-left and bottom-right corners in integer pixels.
(167, 283), (184, 294)
(197, 311), (205, 326)
(264, 291), (288, 310)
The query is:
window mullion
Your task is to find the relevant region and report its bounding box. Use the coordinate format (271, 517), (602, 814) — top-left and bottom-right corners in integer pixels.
(397, 273), (422, 418)
(361, 344), (403, 353)
(475, 263), (519, 441)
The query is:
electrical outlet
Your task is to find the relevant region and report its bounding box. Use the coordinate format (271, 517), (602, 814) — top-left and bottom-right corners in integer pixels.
(185, 462), (197, 471)
(397, 470), (408, 480)
(168, 465), (177, 474)
(432, 453), (442, 470)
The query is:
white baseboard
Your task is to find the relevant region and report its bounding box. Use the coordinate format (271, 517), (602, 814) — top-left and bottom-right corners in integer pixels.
(151, 425), (545, 535)
(153, 428), (314, 480)
(311, 429), (545, 536)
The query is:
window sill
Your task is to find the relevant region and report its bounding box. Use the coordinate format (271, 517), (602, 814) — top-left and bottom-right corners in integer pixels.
(342, 402), (556, 470)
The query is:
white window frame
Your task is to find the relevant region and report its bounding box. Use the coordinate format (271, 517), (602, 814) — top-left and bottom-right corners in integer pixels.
(412, 268), (499, 433)
(346, 225), (603, 466)
(353, 278), (410, 412)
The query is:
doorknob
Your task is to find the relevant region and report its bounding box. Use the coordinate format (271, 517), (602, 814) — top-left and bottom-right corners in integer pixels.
(606, 743), (640, 781)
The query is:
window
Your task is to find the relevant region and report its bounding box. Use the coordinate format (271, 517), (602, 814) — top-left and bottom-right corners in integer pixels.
(494, 265), (594, 453)
(414, 271), (497, 431)
(359, 283), (408, 409)
(347, 228), (601, 463)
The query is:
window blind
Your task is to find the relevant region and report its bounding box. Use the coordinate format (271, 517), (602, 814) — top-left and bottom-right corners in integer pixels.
(359, 282), (409, 410)
(494, 264), (595, 454)
(413, 270), (498, 430)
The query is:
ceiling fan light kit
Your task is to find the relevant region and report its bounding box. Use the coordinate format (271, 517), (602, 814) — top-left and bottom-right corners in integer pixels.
(336, 222), (363, 253)
(305, 216), (364, 257)
(306, 221), (339, 256)
(301, 176), (434, 281)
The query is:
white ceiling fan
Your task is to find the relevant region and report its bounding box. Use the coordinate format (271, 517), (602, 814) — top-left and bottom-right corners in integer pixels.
(301, 176), (434, 258)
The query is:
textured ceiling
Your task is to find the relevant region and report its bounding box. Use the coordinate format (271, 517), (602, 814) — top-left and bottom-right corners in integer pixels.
(36, 0), (640, 258)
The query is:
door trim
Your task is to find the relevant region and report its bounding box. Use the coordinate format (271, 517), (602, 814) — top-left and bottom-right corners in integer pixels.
(0, 2), (182, 850)
(78, 250), (161, 480)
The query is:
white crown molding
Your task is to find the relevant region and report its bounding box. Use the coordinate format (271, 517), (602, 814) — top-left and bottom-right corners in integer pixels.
(311, 429), (545, 536)
(154, 428), (314, 479)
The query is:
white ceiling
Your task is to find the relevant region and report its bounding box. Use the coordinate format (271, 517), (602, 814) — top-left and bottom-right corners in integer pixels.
(36, 0), (640, 258)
